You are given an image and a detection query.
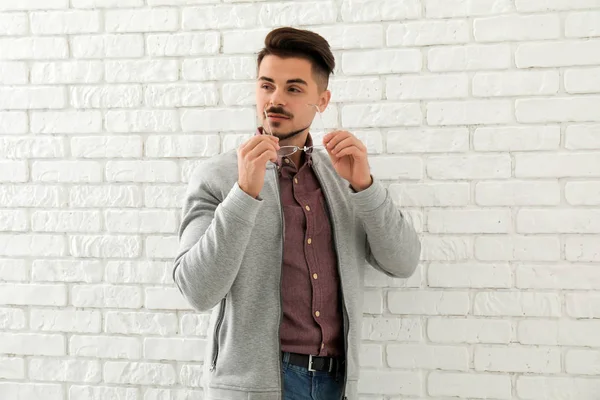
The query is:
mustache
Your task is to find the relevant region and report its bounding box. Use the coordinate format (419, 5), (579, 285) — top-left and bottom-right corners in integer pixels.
(265, 107), (293, 118)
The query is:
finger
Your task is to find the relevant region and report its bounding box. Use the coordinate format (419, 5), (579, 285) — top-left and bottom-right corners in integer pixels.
(325, 131), (352, 150)
(243, 136), (279, 156)
(330, 136), (356, 154)
(247, 141), (279, 161)
(335, 145), (366, 159)
(258, 148), (278, 164)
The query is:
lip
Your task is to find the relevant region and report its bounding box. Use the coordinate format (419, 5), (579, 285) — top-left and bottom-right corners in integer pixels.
(267, 114), (290, 120)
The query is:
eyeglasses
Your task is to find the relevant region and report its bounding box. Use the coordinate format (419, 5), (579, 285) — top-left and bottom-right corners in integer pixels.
(263, 103), (328, 158)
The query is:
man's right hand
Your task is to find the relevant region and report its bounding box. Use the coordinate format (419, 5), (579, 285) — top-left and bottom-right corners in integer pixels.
(237, 135), (280, 198)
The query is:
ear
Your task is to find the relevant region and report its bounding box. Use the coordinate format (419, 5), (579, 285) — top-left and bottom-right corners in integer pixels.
(318, 90), (332, 113)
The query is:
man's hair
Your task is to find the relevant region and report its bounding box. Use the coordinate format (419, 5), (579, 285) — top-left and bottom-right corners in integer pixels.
(257, 27), (335, 92)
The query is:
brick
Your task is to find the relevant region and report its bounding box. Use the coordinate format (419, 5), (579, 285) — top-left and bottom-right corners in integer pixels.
(329, 78), (382, 102)
(360, 344), (383, 367)
(106, 9), (178, 32)
(31, 61), (103, 84)
(183, 5), (258, 29)
(73, 0), (143, 7)
(182, 56), (256, 80)
(0, 161), (27, 182)
(566, 11), (600, 38)
(32, 260), (102, 283)
(0, 185), (66, 208)
(387, 75), (468, 100)
(427, 155), (511, 179)
(474, 14), (560, 42)
(32, 161), (102, 183)
(72, 285), (142, 308)
(145, 84), (218, 108)
(30, 11), (99, 34)
(475, 346), (561, 373)
(517, 96), (600, 122)
(0, 234), (64, 257)
(0, 0), (67, 10)
(358, 370), (421, 395)
(105, 311), (177, 336)
(145, 287), (192, 310)
(428, 44), (511, 71)
(105, 261), (171, 284)
(566, 350), (600, 375)
(516, 40), (600, 67)
(389, 291), (469, 315)
(474, 70), (559, 97)
(428, 372), (511, 399)
(32, 210), (100, 232)
(106, 110), (179, 133)
(144, 185), (186, 208)
(70, 335), (141, 359)
(421, 236), (473, 261)
(387, 344), (469, 371)
(106, 161), (179, 183)
(0, 333), (65, 356)
(474, 292), (561, 317)
(516, 153), (600, 177)
(566, 236), (600, 261)
(565, 67), (600, 94)
(72, 34), (144, 59)
(71, 85), (142, 109)
(222, 28), (269, 54)
(517, 377), (600, 400)
(105, 210), (177, 233)
(0, 383), (62, 400)
(389, 183), (469, 207)
(362, 316), (422, 341)
(428, 262), (511, 288)
(106, 60), (178, 83)
(476, 181), (560, 205)
(518, 209), (600, 233)
(0, 13), (28, 35)
(69, 386), (139, 400)
(342, 103), (422, 128)
(104, 362), (176, 385)
(388, 20), (470, 46)
(0, 37), (68, 60)
(0, 283), (66, 306)
(363, 289), (383, 314)
(71, 136), (142, 159)
(517, 265), (600, 290)
(428, 318), (511, 344)
(342, 49), (421, 75)
(31, 309), (101, 333)
(311, 25), (384, 50)
(0, 308), (26, 330)
(368, 156), (423, 180)
(428, 209), (511, 234)
(0, 259), (28, 282)
(258, 2), (336, 26)
(428, 100), (512, 125)
(146, 236), (178, 259)
(31, 111), (102, 134)
(1, 137), (64, 159)
(341, 0), (421, 22)
(0, 356), (25, 379)
(0, 111), (28, 133)
(180, 108), (255, 132)
(516, 0), (600, 11)
(69, 185), (142, 208)
(517, 320), (560, 345)
(567, 293), (600, 318)
(474, 125), (560, 151)
(29, 359), (101, 383)
(144, 338), (206, 362)
(179, 366), (203, 388)
(425, 0), (514, 17)
(566, 124), (600, 149)
(0, 86), (65, 110)
(145, 135), (220, 158)
(70, 235), (141, 259)
(147, 32), (219, 56)
(180, 314), (211, 337)
(0, 62), (27, 85)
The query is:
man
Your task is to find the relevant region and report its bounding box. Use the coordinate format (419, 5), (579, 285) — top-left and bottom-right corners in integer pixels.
(173, 27), (421, 400)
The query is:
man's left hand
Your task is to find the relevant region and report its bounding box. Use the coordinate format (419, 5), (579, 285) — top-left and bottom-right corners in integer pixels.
(323, 130), (373, 192)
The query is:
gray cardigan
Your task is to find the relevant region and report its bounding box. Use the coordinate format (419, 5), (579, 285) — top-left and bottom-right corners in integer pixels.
(173, 148), (421, 400)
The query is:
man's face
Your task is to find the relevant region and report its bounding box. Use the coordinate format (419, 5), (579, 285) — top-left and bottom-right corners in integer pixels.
(256, 55), (330, 142)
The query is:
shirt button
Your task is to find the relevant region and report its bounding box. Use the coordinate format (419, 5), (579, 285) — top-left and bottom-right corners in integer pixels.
(313, 273), (318, 279)
(284, 158), (290, 164)
(315, 311), (320, 317)
(305, 205), (311, 211)
(321, 343), (324, 349)
(294, 178), (298, 184)
(307, 238), (312, 245)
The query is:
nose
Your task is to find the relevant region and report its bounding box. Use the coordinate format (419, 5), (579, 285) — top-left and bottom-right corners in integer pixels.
(268, 87), (286, 108)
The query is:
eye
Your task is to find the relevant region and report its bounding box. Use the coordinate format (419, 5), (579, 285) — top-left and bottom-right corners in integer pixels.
(289, 87), (301, 93)
(261, 84), (273, 90)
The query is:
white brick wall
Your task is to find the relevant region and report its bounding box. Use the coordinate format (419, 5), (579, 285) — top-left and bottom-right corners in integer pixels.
(0, 1), (599, 399)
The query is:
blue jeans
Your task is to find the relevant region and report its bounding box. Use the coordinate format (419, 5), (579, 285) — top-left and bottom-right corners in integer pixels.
(281, 353), (345, 400)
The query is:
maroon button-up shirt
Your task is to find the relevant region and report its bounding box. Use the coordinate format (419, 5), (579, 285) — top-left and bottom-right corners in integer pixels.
(257, 128), (344, 357)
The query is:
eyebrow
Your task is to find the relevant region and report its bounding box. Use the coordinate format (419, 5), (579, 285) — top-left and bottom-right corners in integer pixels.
(258, 76), (308, 86)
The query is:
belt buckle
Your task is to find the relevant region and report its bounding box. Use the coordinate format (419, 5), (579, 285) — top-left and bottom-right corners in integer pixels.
(308, 354), (316, 372)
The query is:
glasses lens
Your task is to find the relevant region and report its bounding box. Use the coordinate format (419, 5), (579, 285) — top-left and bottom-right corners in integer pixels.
(277, 146), (297, 157)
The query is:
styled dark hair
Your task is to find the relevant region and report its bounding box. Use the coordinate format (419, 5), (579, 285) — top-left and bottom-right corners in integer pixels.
(257, 27), (335, 91)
